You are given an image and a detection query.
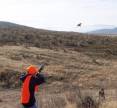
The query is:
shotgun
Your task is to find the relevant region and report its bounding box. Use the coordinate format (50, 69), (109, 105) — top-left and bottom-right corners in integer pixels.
(38, 64), (45, 73)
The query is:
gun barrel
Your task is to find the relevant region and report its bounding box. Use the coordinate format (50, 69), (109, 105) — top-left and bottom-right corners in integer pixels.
(38, 64), (45, 73)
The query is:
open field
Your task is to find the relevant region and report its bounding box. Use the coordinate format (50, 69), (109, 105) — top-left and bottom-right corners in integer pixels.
(0, 24), (117, 107)
(0, 45), (117, 89)
(0, 44), (117, 108)
(0, 88), (117, 108)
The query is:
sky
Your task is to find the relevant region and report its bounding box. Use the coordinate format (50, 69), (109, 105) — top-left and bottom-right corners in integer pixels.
(0, 0), (117, 32)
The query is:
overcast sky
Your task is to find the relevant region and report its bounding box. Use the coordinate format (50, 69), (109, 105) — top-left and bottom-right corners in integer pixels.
(0, 0), (116, 32)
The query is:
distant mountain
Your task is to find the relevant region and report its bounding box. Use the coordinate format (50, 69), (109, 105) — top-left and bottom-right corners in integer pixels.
(0, 21), (22, 28)
(89, 27), (117, 35)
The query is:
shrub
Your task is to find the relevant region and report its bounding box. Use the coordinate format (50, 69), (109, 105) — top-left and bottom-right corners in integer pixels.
(0, 69), (21, 88)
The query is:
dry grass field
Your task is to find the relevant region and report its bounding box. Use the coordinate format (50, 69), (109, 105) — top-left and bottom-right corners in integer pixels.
(0, 24), (117, 108)
(0, 44), (117, 108)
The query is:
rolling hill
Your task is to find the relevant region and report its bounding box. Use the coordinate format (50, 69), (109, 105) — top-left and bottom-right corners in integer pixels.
(0, 21), (23, 28)
(0, 21), (117, 88)
(0, 21), (117, 108)
(89, 27), (117, 35)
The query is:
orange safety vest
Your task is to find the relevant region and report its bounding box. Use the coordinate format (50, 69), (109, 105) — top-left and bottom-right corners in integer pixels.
(21, 75), (38, 104)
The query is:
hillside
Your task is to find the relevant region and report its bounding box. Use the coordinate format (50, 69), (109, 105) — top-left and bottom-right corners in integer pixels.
(0, 22), (117, 57)
(89, 27), (117, 35)
(0, 21), (21, 28)
(0, 22), (117, 108)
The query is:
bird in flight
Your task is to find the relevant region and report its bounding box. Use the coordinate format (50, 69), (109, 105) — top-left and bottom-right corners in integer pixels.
(77, 23), (82, 27)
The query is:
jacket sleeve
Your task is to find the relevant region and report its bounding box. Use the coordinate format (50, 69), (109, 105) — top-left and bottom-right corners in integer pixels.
(20, 73), (27, 82)
(35, 73), (46, 85)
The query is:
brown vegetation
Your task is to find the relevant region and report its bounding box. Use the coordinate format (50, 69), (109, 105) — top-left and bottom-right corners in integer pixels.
(0, 25), (117, 108)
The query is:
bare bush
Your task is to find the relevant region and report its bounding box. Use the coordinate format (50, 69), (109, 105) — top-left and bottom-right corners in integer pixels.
(0, 69), (21, 88)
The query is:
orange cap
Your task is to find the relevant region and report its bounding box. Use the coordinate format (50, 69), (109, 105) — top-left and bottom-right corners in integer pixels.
(26, 65), (38, 74)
